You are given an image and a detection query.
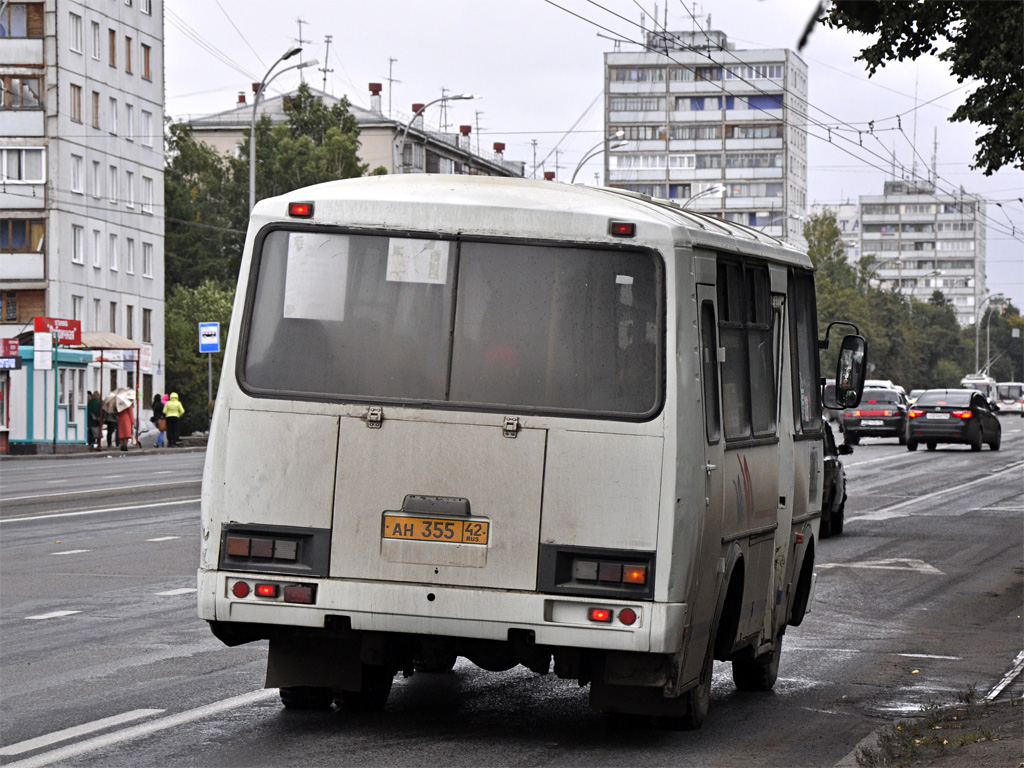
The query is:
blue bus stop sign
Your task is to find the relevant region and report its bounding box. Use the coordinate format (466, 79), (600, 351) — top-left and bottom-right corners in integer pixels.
(199, 322), (221, 354)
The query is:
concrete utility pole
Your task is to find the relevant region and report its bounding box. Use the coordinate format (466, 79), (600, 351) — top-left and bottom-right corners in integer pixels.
(387, 58), (400, 119)
(319, 35), (333, 93)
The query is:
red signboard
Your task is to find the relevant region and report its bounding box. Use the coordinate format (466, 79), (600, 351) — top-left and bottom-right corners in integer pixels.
(33, 316), (82, 346)
(0, 338), (18, 357)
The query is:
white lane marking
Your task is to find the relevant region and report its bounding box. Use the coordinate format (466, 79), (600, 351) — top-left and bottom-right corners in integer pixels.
(49, 549), (90, 556)
(0, 499), (199, 524)
(897, 653), (961, 660)
(986, 650), (1024, 702)
(818, 558), (944, 575)
(44, 480), (71, 485)
(146, 536), (180, 542)
(155, 588), (196, 596)
(2, 480), (198, 503)
(25, 611), (81, 620)
(4, 689), (277, 768)
(852, 462), (1023, 521)
(0, 710), (164, 757)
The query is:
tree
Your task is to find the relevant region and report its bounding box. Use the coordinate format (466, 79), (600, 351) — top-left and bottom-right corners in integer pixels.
(164, 280), (235, 436)
(822, 1), (1024, 175)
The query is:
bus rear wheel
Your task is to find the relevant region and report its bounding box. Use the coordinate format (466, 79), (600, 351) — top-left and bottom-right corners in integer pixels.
(336, 665), (394, 711)
(279, 686), (334, 710)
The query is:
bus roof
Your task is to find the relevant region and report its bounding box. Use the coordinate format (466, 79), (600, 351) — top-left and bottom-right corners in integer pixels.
(251, 175), (812, 269)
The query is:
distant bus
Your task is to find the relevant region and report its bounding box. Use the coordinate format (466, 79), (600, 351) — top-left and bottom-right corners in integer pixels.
(960, 373), (997, 401)
(995, 381), (1023, 414)
(197, 175), (866, 727)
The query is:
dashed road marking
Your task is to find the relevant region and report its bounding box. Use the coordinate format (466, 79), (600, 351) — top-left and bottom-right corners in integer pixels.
(0, 710), (164, 757)
(986, 650), (1024, 701)
(155, 588), (196, 596)
(146, 536), (180, 542)
(49, 549), (90, 556)
(25, 611), (81, 621)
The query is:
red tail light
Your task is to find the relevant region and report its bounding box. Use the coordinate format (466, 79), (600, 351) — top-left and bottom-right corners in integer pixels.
(589, 608), (612, 623)
(908, 409), (924, 418)
(952, 410), (973, 419)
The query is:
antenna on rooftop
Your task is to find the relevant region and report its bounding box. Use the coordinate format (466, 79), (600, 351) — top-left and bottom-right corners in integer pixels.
(294, 18), (310, 82)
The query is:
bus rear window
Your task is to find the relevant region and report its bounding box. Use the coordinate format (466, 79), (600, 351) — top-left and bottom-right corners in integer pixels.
(242, 230), (662, 418)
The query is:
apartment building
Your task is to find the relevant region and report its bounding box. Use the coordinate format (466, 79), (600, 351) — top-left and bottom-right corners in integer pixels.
(604, 28), (808, 244)
(1, 0), (165, 448)
(810, 202), (861, 264)
(185, 84), (525, 178)
(859, 180), (986, 325)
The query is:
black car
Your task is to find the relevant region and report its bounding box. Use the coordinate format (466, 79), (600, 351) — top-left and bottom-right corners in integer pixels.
(840, 387), (908, 445)
(907, 389), (1002, 451)
(821, 426), (851, 538)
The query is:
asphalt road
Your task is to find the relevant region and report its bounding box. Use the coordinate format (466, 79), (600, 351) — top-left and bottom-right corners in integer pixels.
(0, 421), (1021, 767)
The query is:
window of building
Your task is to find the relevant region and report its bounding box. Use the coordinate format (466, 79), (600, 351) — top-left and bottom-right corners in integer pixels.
(109, 233), (118, 270)
(71, 153), (83, 192)
(91, 90), (100, 128)
(91, 20), (100, 58)
(108, 97), (117, 134)
(125, 170), (135, 208)
(69, 11), (82, 51)
(677, 96), (722, 111)
(108, 28), (116, 67)
(143, 307), (152, 342)
(669, 154), (695, 169)
(668, 67), (694, 81)
(93, 298), (101, 329)
(608, 96), (665, 112)
(695, 66), (721, 81)
(0, 147), (44, 182)
(69, 83), (83, 121)
(942, 202), (976, 214)
(1, 75), (41, 109)
(126, 304), (134, 340)
(1, 218), (45, 253)
(72, 224), (84, 263)
(610, 125), (664, 141)
(610, 67), (665, 82)
(109, 301), (117, 333)
(72, 295), (83, 321)
(938, 240), (975, 251)
(142, 176), (153, 213)
(108, 164), (118, 203)
(728, 123), (783, 139)
(617, 184), (665, 198)
(142, 43), (152, 80)
(142, 0), (152, 14)
(0, 3), (44, 38)
(902, 204), (935, 214)
(142, 242), (153, 277)
(726, 64), (784, 80)
(725, 182), (783, 198)
(667, 184), (691, 200)
(91, 160), (101, 197)
(141, 110), (152, 146)
(725, 152), (782, 168)
(695, 153), (722, 169)
(125, 103), (134, 140)
(124, 35), (132, 73)
(92, 229), (101, 267)
(126, 237), (135, 273)
(937, 221), (974, 232)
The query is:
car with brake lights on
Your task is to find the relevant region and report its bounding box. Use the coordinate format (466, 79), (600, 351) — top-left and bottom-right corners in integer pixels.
(840, 386), (908, 445)
(907, 389), (1002, 452)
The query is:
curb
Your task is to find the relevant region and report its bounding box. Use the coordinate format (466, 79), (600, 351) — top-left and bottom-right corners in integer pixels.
(1, 444), (207, 460)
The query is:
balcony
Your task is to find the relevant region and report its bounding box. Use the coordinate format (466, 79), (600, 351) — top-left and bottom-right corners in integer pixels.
(0, 252), (45, 281)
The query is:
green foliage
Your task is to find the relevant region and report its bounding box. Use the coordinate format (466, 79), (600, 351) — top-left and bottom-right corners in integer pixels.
(823, 1), (1024, 175)
(164, 280), (234, 435)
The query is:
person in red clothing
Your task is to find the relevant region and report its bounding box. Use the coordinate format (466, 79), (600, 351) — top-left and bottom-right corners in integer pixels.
(117, 403), (135, 451)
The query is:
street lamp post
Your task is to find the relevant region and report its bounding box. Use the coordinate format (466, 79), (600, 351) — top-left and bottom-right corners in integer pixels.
(682, 185), (724, 209)
(249, 48), (319, 213)
(396, 94), (478, 173)
(975, 292), (1004, 373)
(570, 131), (627, 184)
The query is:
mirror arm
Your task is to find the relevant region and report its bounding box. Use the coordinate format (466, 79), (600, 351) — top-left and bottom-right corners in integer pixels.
(819, 320), (861, 350)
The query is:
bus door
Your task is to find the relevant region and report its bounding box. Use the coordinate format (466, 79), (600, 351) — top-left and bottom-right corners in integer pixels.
(697, 283), (724, 537)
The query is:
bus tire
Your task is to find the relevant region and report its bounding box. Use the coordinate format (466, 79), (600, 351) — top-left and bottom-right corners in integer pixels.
(731, 635), (782, 692)
(679, 638), (713, 730)
(336, 665), (394, 712)
(279, 686), (334, 710)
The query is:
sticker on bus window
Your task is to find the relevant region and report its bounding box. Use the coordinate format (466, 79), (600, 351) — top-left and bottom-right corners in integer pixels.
(615, 274), (634, 285)
(284, 232), (349, 321)
(386, 239), (450, 284)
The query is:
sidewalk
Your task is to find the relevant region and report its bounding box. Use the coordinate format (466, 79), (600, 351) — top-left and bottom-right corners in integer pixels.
(1, 436), (207, 459)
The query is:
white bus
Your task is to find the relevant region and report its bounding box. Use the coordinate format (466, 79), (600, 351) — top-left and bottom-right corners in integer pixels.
(960, 373), (997, 402)
(198, 176), (866, 726)
(995, 381), (1023, 415)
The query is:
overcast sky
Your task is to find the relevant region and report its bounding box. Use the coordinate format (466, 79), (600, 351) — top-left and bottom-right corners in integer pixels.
(163, 0), (1024, 310)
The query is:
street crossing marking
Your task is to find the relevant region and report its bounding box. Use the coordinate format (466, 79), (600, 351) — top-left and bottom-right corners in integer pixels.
(986, 650), (1024, 702)
(25, 611), (81, 621)
(0, 710), (164, 757)
(818, 558), (944, 575)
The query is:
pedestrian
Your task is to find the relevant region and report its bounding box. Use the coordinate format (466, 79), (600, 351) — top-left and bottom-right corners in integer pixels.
(117, 401), (135, 451)
(103, 404), (118, 448)
(87, 391), (102, 450)
(151, 393), (165, 448)
(163, 392), (185, 447)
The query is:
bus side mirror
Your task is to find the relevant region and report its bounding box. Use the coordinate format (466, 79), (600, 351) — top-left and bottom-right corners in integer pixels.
(833, 335), (867, 409)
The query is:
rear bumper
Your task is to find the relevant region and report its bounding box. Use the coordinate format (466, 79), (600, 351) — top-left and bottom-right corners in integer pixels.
(907, 419), (976, 443)
(843, 416), (905, 436)
(197, 569), (687, 655)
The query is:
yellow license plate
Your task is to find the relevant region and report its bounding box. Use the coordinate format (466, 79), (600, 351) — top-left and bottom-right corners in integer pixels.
(382, 514), (490, 545)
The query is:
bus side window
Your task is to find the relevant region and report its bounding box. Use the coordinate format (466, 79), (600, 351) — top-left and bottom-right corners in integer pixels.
(700, 300), (721, 442)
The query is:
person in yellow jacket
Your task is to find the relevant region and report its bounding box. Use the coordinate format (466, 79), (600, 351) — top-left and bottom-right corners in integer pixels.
(163, 392), (185, 447)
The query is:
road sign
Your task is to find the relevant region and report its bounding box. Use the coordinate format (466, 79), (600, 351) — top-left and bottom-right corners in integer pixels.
(33, 316), (82, 346)
(1, 338), (18, 357)
(199, 322), (221, 354)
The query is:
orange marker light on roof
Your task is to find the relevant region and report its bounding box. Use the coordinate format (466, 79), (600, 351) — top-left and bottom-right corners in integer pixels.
(288, 202), (314, 218)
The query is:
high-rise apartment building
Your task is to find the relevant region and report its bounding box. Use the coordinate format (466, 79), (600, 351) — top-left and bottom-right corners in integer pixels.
(604, 28), (808, 243)
(1, 0), (165, 446)
(859, 180), (986, 326)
